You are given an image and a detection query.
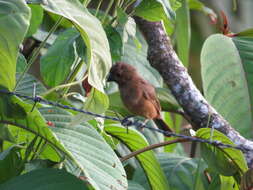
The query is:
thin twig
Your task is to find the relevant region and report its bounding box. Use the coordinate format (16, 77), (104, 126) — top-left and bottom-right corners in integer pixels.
(120, 138), (189, 162)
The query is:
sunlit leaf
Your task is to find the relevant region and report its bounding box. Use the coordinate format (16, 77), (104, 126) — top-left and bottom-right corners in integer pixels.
(0, 0), (30, 90)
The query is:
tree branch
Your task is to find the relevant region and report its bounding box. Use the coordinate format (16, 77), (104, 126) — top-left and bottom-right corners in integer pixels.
(134, 17), (253, 168)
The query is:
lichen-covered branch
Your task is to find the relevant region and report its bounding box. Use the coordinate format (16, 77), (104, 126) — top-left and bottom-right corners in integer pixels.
(134, 17), (253, 167)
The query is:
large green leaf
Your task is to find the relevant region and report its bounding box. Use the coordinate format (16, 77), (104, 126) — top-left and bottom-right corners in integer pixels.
(40, 107), (127, 190)
(196, 128), (248, 177)
(105, 125), (169, 190)
(42, 0), (111, 93)
(0, 169), (89, 190)
(40, 28), (80, 87)
(1, 96), (71, 162)
(0, 0), (30, 90)
(201, 34), (253, 138)
(133, 153), (208, 190)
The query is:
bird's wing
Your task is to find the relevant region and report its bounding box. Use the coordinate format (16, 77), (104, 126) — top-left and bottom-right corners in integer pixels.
(141, 80), (161, 114)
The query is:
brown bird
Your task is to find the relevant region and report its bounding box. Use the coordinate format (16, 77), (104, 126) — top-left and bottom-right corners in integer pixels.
(107, 62), (172, 134)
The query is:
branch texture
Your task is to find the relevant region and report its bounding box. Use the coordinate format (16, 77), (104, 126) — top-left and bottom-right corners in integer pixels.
(134, 17), (253, 167)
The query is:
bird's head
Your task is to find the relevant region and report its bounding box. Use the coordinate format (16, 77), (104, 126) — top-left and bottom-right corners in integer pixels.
(107, 62), (137, 85)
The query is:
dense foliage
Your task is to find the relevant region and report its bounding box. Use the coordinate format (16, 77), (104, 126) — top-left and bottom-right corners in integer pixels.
(0, 0), (252, 189)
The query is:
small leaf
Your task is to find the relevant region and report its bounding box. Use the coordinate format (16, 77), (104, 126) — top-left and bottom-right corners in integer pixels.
(135, 0), (175, 21)
(84, 88), (109, 114)
(134, 0), (175, 34)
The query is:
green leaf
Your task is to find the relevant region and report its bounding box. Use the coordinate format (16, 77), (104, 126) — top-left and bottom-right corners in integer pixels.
(84, 88), (109, 113)
(0, 146), (23, 183)
(0, 169), (89, 190)
(188, 0), (216, 17)
(128, 181), (145, 190)
(16, 53), (27, 73)
(133, 153), (208, 190)
(16, 73), (46, 96)
(175, 0), (190, 67)
(0, 124), (16, 143)
(70, 88), (109, 127)
(236, 28), (253, 37)
(207, 173), (239, 190)
(0, 0), (30, 90)
(105, 26), (123, 62)
(26, 4), (43, 37)
(25, 159), (58, 172)
(201, 34), (253, 138)
(0, 91), (27, 119)
(42, 0), (112, 93)
(1, 96), (70, 162)
(40, 28), (80, 87)
(40, 107), (127, 190)
(134, 0), (175, 34)
(196, 128), (248, 176)
(135, 0), (175, 21)
(105, 125), (169, 190)
(220, 175), (239, 190)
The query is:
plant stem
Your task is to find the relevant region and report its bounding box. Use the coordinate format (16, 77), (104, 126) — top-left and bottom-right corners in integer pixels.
(120, 138), (189, 162)
(41, 74), (88, 97)
(95, 0), (103, 16)
(15, 16), (63, 90)
(123, 0), (135, 11)
(102, 0), (114, 24)
(61, 59), (84, 95)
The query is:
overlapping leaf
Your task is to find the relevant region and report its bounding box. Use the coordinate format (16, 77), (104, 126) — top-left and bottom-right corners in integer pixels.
(201, 34), (253, 138)
(105, 125), (169, 190)
(40, 107), (127, 190)
(0, 0), (30, 90)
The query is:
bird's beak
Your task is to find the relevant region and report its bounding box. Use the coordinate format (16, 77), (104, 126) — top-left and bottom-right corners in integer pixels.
(107, 72), (114, 82)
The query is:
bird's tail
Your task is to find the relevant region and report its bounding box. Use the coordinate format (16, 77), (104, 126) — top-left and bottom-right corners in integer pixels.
(153, 119), (173, 135)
